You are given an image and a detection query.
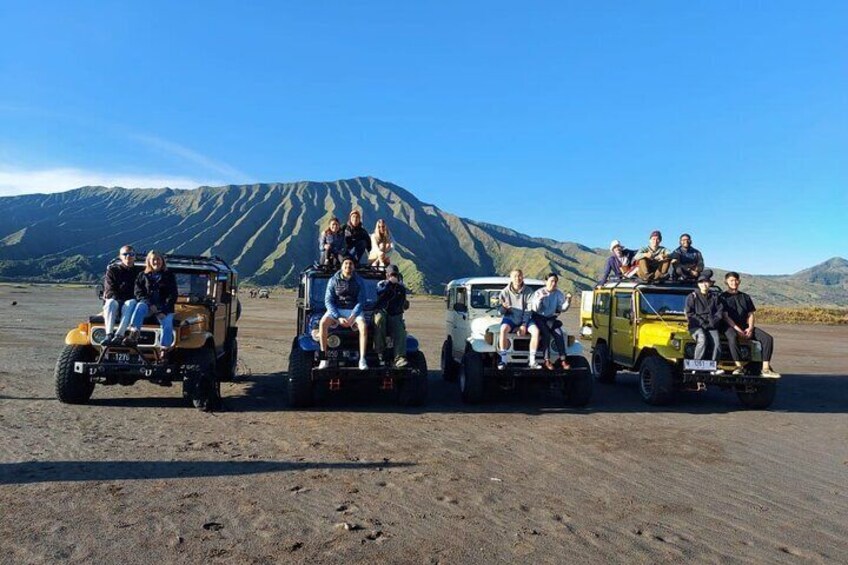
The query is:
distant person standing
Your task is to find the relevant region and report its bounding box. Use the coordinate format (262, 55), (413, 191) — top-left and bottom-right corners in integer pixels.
(369, 219), (394, 267)
(634, 230), (673, 283)
(319, 217), (345, 268)
(684, 272), (724, 374)
(721, 272), (780, 377)
(343, 210), (372, 266)
(670, 233), (704, 281)
(597, 239), (636, 286)
(102, 245), (138, 345)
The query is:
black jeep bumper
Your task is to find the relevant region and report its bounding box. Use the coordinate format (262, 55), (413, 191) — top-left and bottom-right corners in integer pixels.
(680, 372), (778, 387)
(73, 361), (197, 384)
(311, 365), (413, 382)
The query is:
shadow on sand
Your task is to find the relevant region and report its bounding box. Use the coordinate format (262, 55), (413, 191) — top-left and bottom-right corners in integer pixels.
(0, 459), (414, 486)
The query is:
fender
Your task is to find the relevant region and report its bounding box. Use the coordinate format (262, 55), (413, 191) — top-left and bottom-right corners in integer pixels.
(468, 337), (496, 354)
(65, 328), (90, 346)
(405, 335), (419, 352)
(178, 331), (214, 349)
(297, 335), (320, 352)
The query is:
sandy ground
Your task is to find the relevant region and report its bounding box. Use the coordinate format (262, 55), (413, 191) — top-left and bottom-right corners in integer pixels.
(1, 284), (846, 564)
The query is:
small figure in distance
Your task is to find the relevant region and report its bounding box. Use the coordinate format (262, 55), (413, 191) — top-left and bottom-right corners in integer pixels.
(528, 273), (573, 370)
(319, 216), (345, 269)
(369, 218), (394, 267)
(102, 245), (138, 345)
(497, 268), (533, 370)
(343, 210), (372, 267)
(373, 264), (409, 368)
(684, 272), (725, 375)
(634, 230), (673, 283)
(721, 271), (780, 377)
(670, 233), (704, 282)
(319, 257), (369, 370)
(127, 251), (178, 360)
(597, 239), (636, 287)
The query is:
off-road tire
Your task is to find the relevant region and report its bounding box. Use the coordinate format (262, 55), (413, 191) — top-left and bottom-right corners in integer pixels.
(737, 381), (777, 409)
(564, 356), (593, 407)
(287, 343), (314, 408)
(181, 347), (220, 412)
(441, 338), (459, 382)
(399, 351), (428, 406)
(639, 356), (675, 406)
(55, 345), (96, 404)
(460, 349), (485, 404)
(218, 338), (239, 382)
(591, 342), (617, 384)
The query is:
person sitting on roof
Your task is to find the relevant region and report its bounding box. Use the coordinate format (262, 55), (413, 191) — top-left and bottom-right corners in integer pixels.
(373, 264), (409, 367)
(634, 230), (673, 283)
(528, 273), (572, 370)
(497, 269), (533, 370)
(597, 239), (636, 287)
(368, 219), (394, 267)
(319, 217), (345, 268)
(343, 210), (372, 267)
(318, 257), (369, 370)
(102, 245), (138, 345)
(670, 233), (704, 281)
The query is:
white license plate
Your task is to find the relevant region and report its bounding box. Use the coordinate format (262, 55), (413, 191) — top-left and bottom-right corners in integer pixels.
(684, 359), (716, 371)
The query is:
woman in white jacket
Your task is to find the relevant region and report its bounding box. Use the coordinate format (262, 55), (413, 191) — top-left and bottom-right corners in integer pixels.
(369, 219), (394, 266)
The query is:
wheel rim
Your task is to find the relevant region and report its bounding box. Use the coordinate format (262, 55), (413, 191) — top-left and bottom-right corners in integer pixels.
(592, 351), (603, 375)
(640, 367), (653, 396)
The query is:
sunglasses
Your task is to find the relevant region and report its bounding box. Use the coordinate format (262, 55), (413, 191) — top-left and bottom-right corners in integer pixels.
(121, 252), (136, 257)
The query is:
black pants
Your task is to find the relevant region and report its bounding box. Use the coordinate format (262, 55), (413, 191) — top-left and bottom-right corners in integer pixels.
(532, 314), (565, 359)
(724, 327), (774, 362)
(321, 249), (342, 269)
(345, 241), (369, 265)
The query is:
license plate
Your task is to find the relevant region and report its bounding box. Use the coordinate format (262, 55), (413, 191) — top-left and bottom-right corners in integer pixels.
(106, 352), (138, 363)
(684, 359), (716, 371)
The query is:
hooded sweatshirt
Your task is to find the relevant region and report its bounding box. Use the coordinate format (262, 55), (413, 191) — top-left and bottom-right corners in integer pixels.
(499, 283), (533, 325)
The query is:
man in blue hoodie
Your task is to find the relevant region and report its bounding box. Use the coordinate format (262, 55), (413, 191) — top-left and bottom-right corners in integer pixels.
(319, 258), (368, 370)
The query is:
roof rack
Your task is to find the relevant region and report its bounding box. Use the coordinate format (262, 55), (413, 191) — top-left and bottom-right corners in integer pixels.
(107, 253), (234, 272)
(599, 278), (698, 291)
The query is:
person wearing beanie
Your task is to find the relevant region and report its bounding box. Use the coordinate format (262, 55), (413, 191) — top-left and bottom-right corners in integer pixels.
(634, 230), (672, 283)
(373, 264), (410, 368)
(684, 272), (725, 375)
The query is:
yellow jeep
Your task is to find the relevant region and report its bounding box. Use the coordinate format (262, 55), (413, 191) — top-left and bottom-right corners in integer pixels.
(55, 254), (240, 411)
(579, 281), (777, 408)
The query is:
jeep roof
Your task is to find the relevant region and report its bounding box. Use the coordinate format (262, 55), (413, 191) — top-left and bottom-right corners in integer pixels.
(446, 276), (546, 289)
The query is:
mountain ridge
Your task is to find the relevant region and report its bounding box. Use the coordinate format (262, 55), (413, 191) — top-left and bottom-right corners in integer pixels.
(0, 177), (845, 306)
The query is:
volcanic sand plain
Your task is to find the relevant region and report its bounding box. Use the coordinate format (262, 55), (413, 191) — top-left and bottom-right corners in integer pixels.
(0, 285), (846, 564)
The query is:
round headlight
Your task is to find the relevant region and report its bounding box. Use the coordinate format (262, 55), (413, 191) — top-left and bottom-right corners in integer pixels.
(328, 334), (341, 348)
(670, 338), (681, 349)
(92, 328), (107, 345)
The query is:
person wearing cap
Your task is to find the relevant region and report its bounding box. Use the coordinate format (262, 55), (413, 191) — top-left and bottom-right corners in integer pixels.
(721, 272), (780, 377)
(684, 272), (725, 374)
(343, 210), (372, 266)
(319, 257), (369, 370)
(102, 244), (139, 345)
(670, 233), (704, 281)
(497, 269), (533, 370)
(597, 240), (636, 287)
(373, 264), (409, 367)
(634, 230), (673, 283)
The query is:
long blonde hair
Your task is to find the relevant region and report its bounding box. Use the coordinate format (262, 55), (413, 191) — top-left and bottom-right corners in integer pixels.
(144, 250), (167, 273)
(372, 219), (391, 245)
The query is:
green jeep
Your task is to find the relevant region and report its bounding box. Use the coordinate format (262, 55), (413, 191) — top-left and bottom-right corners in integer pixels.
(579, 281), (778, 408)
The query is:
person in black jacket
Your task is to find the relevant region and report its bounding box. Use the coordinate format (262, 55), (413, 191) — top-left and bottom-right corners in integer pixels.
(102, 245), (139, 344)
(721, 271), (780, 377)
(373, 264), (409, 367)
(126, 251), (178, 350)
(343, 210), (372, 266)
(684, 272), (725, 374)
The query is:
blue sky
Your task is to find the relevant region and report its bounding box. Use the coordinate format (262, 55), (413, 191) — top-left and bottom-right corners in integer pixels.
(0, 1), (845, 274)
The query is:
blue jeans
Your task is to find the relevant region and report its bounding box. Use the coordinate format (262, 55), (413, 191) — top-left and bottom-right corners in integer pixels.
(345, 240), (369, 265)
(130, 302), (175, 348)
(103, 298), (137, 336)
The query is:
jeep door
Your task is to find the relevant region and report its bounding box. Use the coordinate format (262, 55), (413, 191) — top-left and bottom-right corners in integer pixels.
(449, 286), (469, 359)
(611, 292), (635, 366)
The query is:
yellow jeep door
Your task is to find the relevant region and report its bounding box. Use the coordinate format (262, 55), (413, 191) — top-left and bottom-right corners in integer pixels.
(611, 292), (635, 366)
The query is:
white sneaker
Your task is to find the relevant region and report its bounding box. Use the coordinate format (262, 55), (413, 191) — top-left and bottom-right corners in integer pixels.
(318, 360), (329, 370)
(358, 358), (368, 370)
(529, 361), (543, 370)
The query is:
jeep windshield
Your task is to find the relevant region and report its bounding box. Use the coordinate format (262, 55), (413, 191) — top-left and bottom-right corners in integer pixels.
(173, 271), (212, 299)
(638, 291), (688, 317)
(308, 275), (381, 311)
(469, 284), (543, 310)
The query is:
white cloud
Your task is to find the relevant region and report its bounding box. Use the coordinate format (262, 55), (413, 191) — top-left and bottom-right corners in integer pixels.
(130, 134), (253, 181)
(0, 166), (219, 197)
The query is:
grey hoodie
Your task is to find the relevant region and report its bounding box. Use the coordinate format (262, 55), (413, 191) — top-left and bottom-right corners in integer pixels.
(499, 283), (533, 325)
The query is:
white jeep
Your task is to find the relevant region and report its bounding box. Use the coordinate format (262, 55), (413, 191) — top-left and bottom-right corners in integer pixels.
(440, 276), (592, 405)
